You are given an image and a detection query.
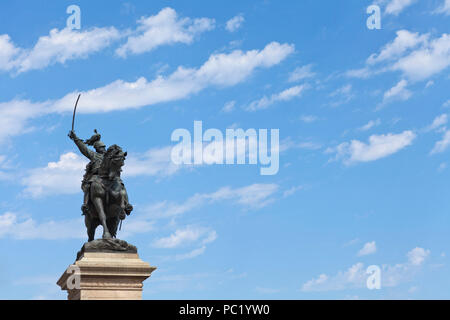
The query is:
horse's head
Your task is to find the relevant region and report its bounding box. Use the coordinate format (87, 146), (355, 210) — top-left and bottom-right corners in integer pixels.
(101, 144), (127, 179)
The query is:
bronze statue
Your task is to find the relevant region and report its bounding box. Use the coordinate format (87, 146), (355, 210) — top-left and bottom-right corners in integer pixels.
(69, 129), (133, 241)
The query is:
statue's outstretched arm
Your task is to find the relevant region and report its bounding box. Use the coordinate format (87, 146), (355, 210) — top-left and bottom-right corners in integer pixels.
(68, 130), (94, 160)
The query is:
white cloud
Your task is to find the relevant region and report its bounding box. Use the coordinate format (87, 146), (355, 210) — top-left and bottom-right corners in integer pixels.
(123, 146), (183, 178)
(283, 185), (304, 198)
(117, 216), (155, 238)
(430, 130), (450, 154)
(53, 41), (294, 113)
(0, 155), (14, 181)
(152, 225), (217, 248)
(205, 183), (279, 209)
(348, 30), (450, 82)
(392, 34), (450, 81)
(0, 27), (121, 74)
(385, 0), (417, 15)
(302, 263), (365, 292)
(345, 67), (372, 79)
(300, 115), (318, 123)
(21, 152), (87, 198)
(0, 34), (21, 71)
(246, 84), (307, 111)
(222, 100), (236, 113)
(301, 246), (430, 292)
(330, 84), (352, 97)
(0, 100), (51, 144)
(343, 238), (360, 247)
(116, 7), (215, 57)
(328, 130), (416, 165)
(383, 79), (412, 102)
(21, 143), (193, 198)
(329, 84), (354, 107)
(280, 137), (321, 152)
(367, 30), (427, 65)
(357, 241), (377, 256)
(0, 8), (217, 73)
(0, 41), (293, 143)
(407, 247), (430, 266)
(0, 210), (153, 241)
(16, 27), (121, 73)
(425, 114), (447, 132)
(225, 14), (244, 32)
(358, 119), (381, 131)
(0, 212), (84, 240)
(288, 64), (315, 82)
(143, 183), (279, 220)
(151, 225), (218, 262)
(434, 0), (450, 15)
(174, 246), (207, 260)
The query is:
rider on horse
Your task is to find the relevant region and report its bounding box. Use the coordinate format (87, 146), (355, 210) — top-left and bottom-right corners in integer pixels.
(68, 129), (106, 216)
(69, 129), (133, 240)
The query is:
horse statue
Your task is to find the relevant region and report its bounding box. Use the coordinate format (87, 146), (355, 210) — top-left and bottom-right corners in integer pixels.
(85, 144), (133, 241)
(69, 129), (133, 241)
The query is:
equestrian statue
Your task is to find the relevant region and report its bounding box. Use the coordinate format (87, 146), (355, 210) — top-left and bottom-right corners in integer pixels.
(68, 95), (133, 241)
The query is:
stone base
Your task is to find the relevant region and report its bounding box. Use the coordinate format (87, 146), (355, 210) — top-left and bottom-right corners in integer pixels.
(57, 240), (156, 300)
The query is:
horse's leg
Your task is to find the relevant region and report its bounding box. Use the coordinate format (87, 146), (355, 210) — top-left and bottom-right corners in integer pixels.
(84, 215), (96, 242)
(90, 181), (112, 239)
(107, 216), (119, 238)
(120, 185), (133, 215)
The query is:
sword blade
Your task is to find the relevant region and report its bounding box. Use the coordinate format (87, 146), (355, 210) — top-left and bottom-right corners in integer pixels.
(71, 94), (81, 131)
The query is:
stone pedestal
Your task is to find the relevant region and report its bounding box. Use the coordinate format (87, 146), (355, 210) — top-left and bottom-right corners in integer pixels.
(57, 240), (156, 300)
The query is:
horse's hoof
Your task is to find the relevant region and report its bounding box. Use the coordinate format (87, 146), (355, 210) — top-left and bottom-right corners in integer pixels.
(102, 232), (112, 239)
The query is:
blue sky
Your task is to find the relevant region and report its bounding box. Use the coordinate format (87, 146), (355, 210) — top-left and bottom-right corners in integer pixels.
(0, 0), (450, 299)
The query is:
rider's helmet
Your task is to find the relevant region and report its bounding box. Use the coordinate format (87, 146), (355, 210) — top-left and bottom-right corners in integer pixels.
(93, 141), (106, 154)
(85, 129), (106, 154)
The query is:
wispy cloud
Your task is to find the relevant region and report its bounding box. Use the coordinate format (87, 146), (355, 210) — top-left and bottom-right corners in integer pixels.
(347, 30), (450, 82)
(222, 100), (236, 113)
(0, 27), (121, 74)
(152, 225), (217, 248)
(357, 241), (377, 256)
(358, 119), (381, 131)
(0, 7), (216, 74)
(430, 130), (450, 154)
(329, 84), (354, 107)
(299, 115), (318, 123)
(123, 146), (184, 178)
(327, 130), (416, 165)
(384, 0), (417, 16)
(0, 212), (84, 240)
(301, 246), (430, 292)
(382, 79), (412, 105)
(0, 42), (294, 144)
(21, 152), (86, 198)
(142, 183), (280, 220)
(434, 0), (450, 15)
(225, 14), (244, 32)
(425, 114), (447, 132)
(245, 84), (308, 111)
(116, 7), (215, 57)
(288, 64), (315, 82)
